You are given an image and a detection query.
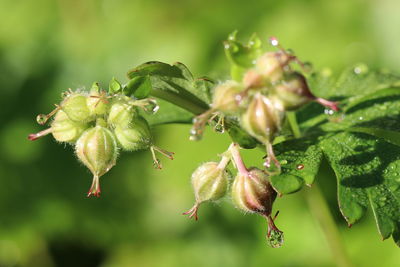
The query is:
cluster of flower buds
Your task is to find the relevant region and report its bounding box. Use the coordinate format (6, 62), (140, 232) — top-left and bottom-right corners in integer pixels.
(29, 81), (173, 197)
(184, 143), (283, 247)
(190, 37), (339, 174)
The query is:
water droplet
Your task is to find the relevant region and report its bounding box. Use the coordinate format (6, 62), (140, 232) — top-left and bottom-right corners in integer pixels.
(324, 109), (335, 115)
(280, 160), (288, 165)
(354, 64), (369, 75)
(143, 99), (159, 114)
(296, 164), (304, 170)
(267, 229), (284, 248)
(224, 43), (230, 50)
(270, 37), (279, 47)
(36, 114), (48, 125)
(214, 124), (225, 133)
(358, 116), (364, 121)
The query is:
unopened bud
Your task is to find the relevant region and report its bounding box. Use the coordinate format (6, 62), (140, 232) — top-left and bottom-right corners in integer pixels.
(75, 126), (118, 197)
(51, 110), (88, 143)
(273, 72), (313, 111)
(114, 116), (152, 151)
(107, 96), (138, 128)
(87, 83), (110, 116)
(61, 92), (92, 122)
(255, 51), (290, 82)
(231, 167), (276, 214)
(183, 159), (231, 220)
(212, 81), (243, 114)
(241, 93), (283, 144)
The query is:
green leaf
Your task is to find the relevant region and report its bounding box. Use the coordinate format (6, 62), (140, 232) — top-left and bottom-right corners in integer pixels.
(224, 32), (263, 81)
(280, 66), (400, 245)
(320, 132), (400, 243)
(271, 137), (323, 194)
(141, 98), (193, 126)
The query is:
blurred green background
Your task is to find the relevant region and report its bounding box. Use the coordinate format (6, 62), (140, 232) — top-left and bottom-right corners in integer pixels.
(1, 0), (400, 266)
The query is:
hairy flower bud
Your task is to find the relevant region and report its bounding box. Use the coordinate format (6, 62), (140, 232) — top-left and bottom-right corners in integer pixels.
(231, 167), (276, 214)
(212, 81), (243, 114)
(51, 110), (88, 143)
(114, 116), (152, 151)
(62, 92), (92, 122)
(107, 96), (137, 128)
(86, 83), (110, 116)
(183, 158), (231, 220)
(255, 51), (290, 82)
(273, 72), (314, 110)
(241, 93), (283, 144)
(75, 126), (118, 197)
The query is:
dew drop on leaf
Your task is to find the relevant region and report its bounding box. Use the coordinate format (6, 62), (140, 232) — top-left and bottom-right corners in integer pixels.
(353, 64), (369, 75)
(296, 164), (304, 170)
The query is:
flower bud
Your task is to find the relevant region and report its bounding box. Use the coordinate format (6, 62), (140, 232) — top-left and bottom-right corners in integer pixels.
(183, 160), (231, 220)
(107, 96), (138, 128)
(273, 72), (314, 111)
(255, 51), (290, 82)
(114, 116), (152, 151)
(75, 126), (118, 197)
(61, 92), (92, 122)
(212, 81), (243, 114)
(86, 83), (110, 116)
(240, 93), (283, 144)
(51, 110), (88, 143)
(231, 167), (276, 215)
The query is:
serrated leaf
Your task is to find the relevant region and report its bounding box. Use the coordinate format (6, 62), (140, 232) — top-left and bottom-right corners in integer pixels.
(126, 61), (212, 107)
(320, 132), (400, 244)
(271, 137), (323, 194)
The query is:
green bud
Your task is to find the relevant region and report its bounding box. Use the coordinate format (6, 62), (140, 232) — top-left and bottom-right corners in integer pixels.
(255, 51), (290, 82)
(273, 72), (313, 111)
(75, 126), (118, 197)
(87, 83), (110, 116)
(51, 110), (88, 143)
(241, 93), (283, 144)
(61, 92), (92, 122)
(114, 116), (152, 151)
(231, 167), (276, 215)
(107, 96), (137, 128)
(212, 81), (243, 114)
(183, 160), (231, 220)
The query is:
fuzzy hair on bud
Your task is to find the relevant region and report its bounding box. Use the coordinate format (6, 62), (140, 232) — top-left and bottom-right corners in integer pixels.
(212, 81), (243, 114)
(241, 93), (284, 144)
(75, 126), (118, 197)
(61, 92), (92, 122)
(113, 116), (152, 151)
(255, 51), (290, 82)
(272, 72), (314, 110)
(183, 161), (231, 220)
(86, 83), (110, 116)
(231, 167), (277, 215)
(107, 97), (137, 128)
(51, 110), (89, 143)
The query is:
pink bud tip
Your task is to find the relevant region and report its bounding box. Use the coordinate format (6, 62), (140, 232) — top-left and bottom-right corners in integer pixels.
(28, 134), (39, 141)
(315, 98), (340, 111)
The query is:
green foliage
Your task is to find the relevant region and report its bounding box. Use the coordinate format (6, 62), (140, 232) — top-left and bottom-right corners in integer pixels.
(122, 34), (400, 246)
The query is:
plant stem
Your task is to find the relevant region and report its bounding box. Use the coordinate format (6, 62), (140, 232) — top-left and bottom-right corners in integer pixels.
(288, 111), (353, 267)
(304, 184), (353, 267)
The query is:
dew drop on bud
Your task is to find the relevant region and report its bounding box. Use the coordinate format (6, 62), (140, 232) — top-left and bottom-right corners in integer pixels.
(36, 114), (48, 125)
(324, 109), (335, 116)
